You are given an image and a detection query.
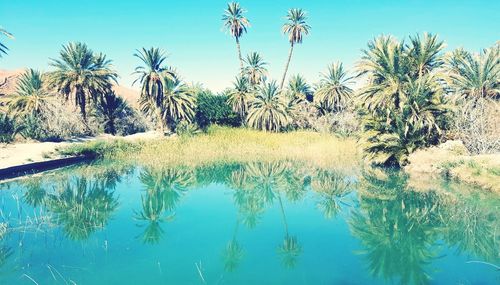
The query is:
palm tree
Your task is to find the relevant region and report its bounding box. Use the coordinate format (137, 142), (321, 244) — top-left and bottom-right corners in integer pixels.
(279, 9), (311, 89)
(8, 69), (49, 116)
(0, 27), (13, 57)
(94, 91), (127, 135)
(227, 76), (252, 121)
(243, 52), (268, 86)
(445, 45), (499, 100)
(287, 74), (312, 103)
(45, 42), (117, 122)
(314, 63), (354, 113)
(222, 2), (250, 71)
(407, 33), (445, 78)
(247, 81), (290, 132)
(357, 34), (449, 166)
(140, 75), (196, 132)
(133, 47), (175, 132)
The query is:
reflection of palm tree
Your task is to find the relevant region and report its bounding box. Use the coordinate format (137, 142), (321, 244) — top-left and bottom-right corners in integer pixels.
(312, 170), (353, 219)
(443, 199), (499, 263)
(47, 178), (118, 241)
(349, 170), (442, 285)
(222, 220), (244, 272)
(22, 179), (47, 207)
(136, 167), (194, 244)
(276, 193), (302, 269)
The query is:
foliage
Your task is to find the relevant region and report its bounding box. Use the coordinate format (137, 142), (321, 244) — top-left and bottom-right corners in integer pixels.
(0, 113), (22, 143)
(222, 2), (250, 69)
(247, 81), (290, 132)
(280, 8), (311, 89)
(93, 91), (146, 136)
(175, 120), (201, 137)
(445, 44), (499, 101)
(8, 69), (49, 116)
(314, 63), (354, 113)
(196, 90), (240, 129)
(287, 74), (313, 103)
(243, 52), (268, 86)
(227, 76), (253, 121)
(357, 34), (450, 166)
(45, 42), (117, 121)
(0, 27), (13, 57)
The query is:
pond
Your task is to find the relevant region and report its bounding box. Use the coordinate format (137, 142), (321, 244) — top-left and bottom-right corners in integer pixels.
(0, 160), (498, 285)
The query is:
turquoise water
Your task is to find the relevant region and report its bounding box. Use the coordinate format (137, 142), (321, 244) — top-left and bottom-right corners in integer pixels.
(0, 161), (498, 285)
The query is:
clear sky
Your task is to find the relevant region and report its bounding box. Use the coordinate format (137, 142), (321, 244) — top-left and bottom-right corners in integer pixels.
(1, 0), (499, 92)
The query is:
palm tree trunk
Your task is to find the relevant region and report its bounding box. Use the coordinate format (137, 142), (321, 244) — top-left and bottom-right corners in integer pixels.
(277, 194), (289, 236)
(280, 43), (294, 90)
(236, 37), (243, 72)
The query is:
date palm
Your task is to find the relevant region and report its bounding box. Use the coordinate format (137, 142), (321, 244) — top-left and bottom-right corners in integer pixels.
(0, 27), (13, 57)
(45, 42), (117, 121)
(243, 52), (268, 86)
(222, 2), (250, 71)
(159, 76), (196, 132)
(287, 74), (312, 103)
(445, 45), (499, 100)
(9, 69), (49, 116)
(279, 9), (311, 89)
(227, 76), (252, 120)
(133, 47), (175, 132)
(247, 81), (290, 132)
(356, 34), (450, 166)
(314, 63), (354, 113)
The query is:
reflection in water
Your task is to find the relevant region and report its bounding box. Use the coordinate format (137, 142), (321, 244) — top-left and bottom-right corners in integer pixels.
(136, 167), (194, 244)
(47, 178), (119, 241)
(312, 169), (354, 219)
(0, 160), (497, 284)
(350, 168), (500, 285)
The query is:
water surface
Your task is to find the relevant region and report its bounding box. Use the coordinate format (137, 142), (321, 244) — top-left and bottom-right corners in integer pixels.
(0, 161), (498, 284)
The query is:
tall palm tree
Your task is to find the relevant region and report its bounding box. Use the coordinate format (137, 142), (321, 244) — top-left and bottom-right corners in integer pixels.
(227, 76), (252, 121)
(279, 9), (311, 89)
(243, 52), (268, 86)
(222, 2), (250, 71)
(0, 27), (13, 57)
(314, 63), (354, 113)
(247, 81), (290, 132)
(133, 47), (175, 132)
(445, 45), (499, 100)
(287, 74), (312, 103)
(9, 69), (49, 116)
(45, 42), (117, 121)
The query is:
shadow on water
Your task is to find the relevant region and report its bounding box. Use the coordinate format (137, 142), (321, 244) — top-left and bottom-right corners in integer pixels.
(0, 159), (497, 284)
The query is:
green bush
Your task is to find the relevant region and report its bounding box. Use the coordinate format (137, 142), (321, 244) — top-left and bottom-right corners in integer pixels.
(0, 113), (22, 143)
(195, 91), (241, 129)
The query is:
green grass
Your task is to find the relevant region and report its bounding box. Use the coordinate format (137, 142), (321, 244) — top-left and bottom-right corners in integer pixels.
(59, 126), (360, 169)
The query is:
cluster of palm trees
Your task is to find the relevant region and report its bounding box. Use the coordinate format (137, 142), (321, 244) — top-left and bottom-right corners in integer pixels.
(223, 3), (356, 132)
(357, 35), (499, 166)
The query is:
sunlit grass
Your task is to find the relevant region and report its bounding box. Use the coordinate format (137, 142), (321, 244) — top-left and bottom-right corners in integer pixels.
(61, 126), (361, 170)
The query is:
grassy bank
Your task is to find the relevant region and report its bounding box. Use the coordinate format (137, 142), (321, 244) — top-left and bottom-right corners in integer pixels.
(60, 126), (360, 169)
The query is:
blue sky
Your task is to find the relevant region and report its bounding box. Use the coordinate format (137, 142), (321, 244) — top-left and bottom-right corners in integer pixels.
(1, 0), (499, 91)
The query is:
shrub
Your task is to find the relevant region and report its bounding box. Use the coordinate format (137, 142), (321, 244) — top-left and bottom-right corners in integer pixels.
(195, 91), (240, 129)
(0, 113), (22, 143)
(93, 92), (147, 136)
(451, 98), (500, 154)
(175, 121), (201, 138)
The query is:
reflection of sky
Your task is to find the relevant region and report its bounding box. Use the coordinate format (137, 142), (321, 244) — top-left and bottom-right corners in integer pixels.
(1, 0), (499, 92)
